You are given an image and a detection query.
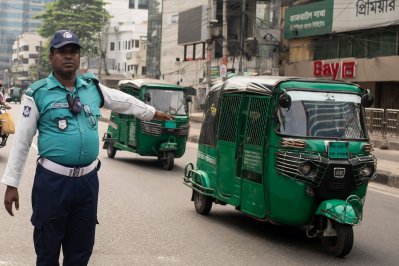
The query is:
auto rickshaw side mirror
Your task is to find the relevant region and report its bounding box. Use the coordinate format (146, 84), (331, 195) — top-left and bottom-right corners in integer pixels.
(361, 89), (374, 107)
(186, 96), (192, 103)
(278, 91), (291, 109)
(144, 92), (151, 103)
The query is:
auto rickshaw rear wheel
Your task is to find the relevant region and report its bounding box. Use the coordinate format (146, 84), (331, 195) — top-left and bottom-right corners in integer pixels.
(321, 221), (353, 257)
(161, 151), (174, 170)
(193, 190), (212, 215)
(107, 142), (117, 158)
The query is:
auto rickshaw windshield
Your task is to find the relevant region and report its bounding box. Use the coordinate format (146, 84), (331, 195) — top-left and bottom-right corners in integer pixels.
(144, 88), (187, 115)
(276, 91), (366, 139)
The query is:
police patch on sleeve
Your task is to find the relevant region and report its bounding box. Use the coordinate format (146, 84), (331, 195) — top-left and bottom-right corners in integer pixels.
(23, 106), (31, 117)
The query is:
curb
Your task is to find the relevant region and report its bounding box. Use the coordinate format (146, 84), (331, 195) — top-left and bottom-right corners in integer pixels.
(374, 171), (399, 188)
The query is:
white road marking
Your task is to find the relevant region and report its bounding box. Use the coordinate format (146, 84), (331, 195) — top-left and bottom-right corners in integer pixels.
(368, 183), (399, 198)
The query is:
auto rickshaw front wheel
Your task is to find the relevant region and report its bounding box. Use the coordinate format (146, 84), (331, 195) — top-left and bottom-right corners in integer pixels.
(161, 151), (174, 170)
(193, 190), (212, 215)
(321, 221), (353, 257)
(107, 142), (117, 158)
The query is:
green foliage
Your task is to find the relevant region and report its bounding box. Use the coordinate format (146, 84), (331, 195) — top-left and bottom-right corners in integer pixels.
(34, 0), (111, 56)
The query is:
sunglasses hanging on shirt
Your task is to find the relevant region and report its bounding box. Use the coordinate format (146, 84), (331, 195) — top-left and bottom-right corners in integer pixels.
(66, 94), (82, 114)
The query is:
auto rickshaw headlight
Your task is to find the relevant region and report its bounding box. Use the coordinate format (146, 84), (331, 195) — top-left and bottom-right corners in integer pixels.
(299, 161), (312, 175)
(360, 163), (374, 177)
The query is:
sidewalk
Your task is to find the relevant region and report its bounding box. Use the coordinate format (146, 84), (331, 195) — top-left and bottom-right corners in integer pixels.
(188, 112), (399, 189)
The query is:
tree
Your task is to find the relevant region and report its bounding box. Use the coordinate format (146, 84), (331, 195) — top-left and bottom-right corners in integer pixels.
(34, 0), (111, 56)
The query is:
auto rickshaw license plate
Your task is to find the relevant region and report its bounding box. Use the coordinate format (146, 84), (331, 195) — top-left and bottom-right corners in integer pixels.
(165, 120), (176, 129)
(328, 141), (349, 159)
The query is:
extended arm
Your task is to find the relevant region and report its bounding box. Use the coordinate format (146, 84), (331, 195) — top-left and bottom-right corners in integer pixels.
(99, 84), (174, 121)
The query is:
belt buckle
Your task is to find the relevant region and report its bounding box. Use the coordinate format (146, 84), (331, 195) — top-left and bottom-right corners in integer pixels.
(71, 167), (81, 177)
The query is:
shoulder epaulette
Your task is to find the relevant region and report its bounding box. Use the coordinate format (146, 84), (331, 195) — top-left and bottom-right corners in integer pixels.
(81, 72), (99, 84)
(80, 72), (104, 107)
(25, 79), (47, 96)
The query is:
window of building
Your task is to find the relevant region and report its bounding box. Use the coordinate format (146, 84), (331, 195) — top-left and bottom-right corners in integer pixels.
(339, 36), (352, 58)
(22, 58), (29, 64)
(135, 40), (139, 48)
(118, 42), (121, 50)
(381, 28), (397, 56)
(142, 66), (146, 75)
(138, 0), (148, 9)
(110, 42), (115, 51)
(352, 33), (366, 58)
(129, 0), (135, 9)
(314, 39), (327, 60)
(20, 45), (29, 52)
(313, 26), (399, 60)
(367, 32), (381, 58)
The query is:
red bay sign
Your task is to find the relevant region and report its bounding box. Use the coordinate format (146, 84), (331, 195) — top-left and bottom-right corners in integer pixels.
(314, 60), (356, 80)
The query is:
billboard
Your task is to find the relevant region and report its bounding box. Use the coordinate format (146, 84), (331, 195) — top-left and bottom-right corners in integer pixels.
(333, 0), (399, 33)
(178, 5), (208, 45)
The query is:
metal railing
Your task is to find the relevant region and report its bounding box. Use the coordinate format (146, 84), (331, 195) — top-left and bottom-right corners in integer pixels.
(365, 108), (399, 138)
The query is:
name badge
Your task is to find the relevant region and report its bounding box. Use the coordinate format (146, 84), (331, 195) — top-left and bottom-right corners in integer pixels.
(58, 119), (68, 131)
(51, 102), (69, 109)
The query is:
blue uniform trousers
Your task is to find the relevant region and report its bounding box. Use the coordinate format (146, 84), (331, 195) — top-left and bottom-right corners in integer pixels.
(31, 163), (99, 266)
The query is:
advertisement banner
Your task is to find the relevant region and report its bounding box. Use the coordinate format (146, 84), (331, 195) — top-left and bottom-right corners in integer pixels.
(332, 0), (399, 33)
(284, 0), (334, 39)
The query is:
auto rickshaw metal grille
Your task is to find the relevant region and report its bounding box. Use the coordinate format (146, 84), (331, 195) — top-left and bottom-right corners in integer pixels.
(141, 121), (162, 135)
(244, 97), (270, 146)
(171, 124), (190, 136)
(276, 150), (329, 186)
(218, 96), (241, 142)
(349, 155), (377, 186)
(140, 121), (189, 136)
(276, 151), (377, 188)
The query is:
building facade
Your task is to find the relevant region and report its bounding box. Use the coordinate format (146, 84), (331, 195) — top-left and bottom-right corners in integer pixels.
(157, 0), (281, 110)
(282, 0), (399, 109)
(99, 0), (149, 86)
(0, 0), (55, 78)
(10, 32), (45, 89)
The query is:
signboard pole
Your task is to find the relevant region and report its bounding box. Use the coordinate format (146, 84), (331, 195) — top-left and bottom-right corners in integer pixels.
(238, 0), (246, 74)
(206, 0), (212, 91)
(222, 0), (228, 80)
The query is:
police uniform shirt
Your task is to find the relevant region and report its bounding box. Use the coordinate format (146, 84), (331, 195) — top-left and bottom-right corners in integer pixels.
(1, 73), (155, 188)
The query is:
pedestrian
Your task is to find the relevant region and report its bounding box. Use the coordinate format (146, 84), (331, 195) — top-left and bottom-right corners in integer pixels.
(1, 30), (174, 266)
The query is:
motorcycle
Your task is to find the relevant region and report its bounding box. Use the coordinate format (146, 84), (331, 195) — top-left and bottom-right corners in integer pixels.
(0, 103), (12, 148)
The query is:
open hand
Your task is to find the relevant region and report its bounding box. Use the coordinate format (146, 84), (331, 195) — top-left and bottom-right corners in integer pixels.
(153, 110), (175, 121)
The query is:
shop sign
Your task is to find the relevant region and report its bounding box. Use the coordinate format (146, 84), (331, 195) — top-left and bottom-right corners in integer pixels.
(313, 60), (356, 80)
(284, 0), (333, 39)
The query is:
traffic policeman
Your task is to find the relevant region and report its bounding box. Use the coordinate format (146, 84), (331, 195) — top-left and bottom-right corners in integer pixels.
(1, 30), (173, 265)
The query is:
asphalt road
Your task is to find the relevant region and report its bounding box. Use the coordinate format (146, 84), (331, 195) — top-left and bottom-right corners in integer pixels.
(0, 103), (399, 265)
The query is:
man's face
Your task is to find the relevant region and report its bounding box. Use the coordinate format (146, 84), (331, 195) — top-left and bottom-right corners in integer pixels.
(49, 44), (80, 76)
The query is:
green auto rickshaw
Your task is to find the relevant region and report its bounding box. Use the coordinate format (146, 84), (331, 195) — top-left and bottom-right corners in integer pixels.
(103, 79), (191, 170)
(183, 76), (376, 257)
(7, 87), (23, 103)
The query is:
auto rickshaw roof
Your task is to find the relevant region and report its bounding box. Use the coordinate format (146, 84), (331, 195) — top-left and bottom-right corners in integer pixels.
(214, 76), (361, 95)
(220, 76), (293, 95)
(117, 79), (186, 90)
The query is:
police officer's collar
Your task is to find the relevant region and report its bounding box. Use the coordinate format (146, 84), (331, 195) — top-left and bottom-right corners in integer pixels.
(47, 72), (88, 90)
